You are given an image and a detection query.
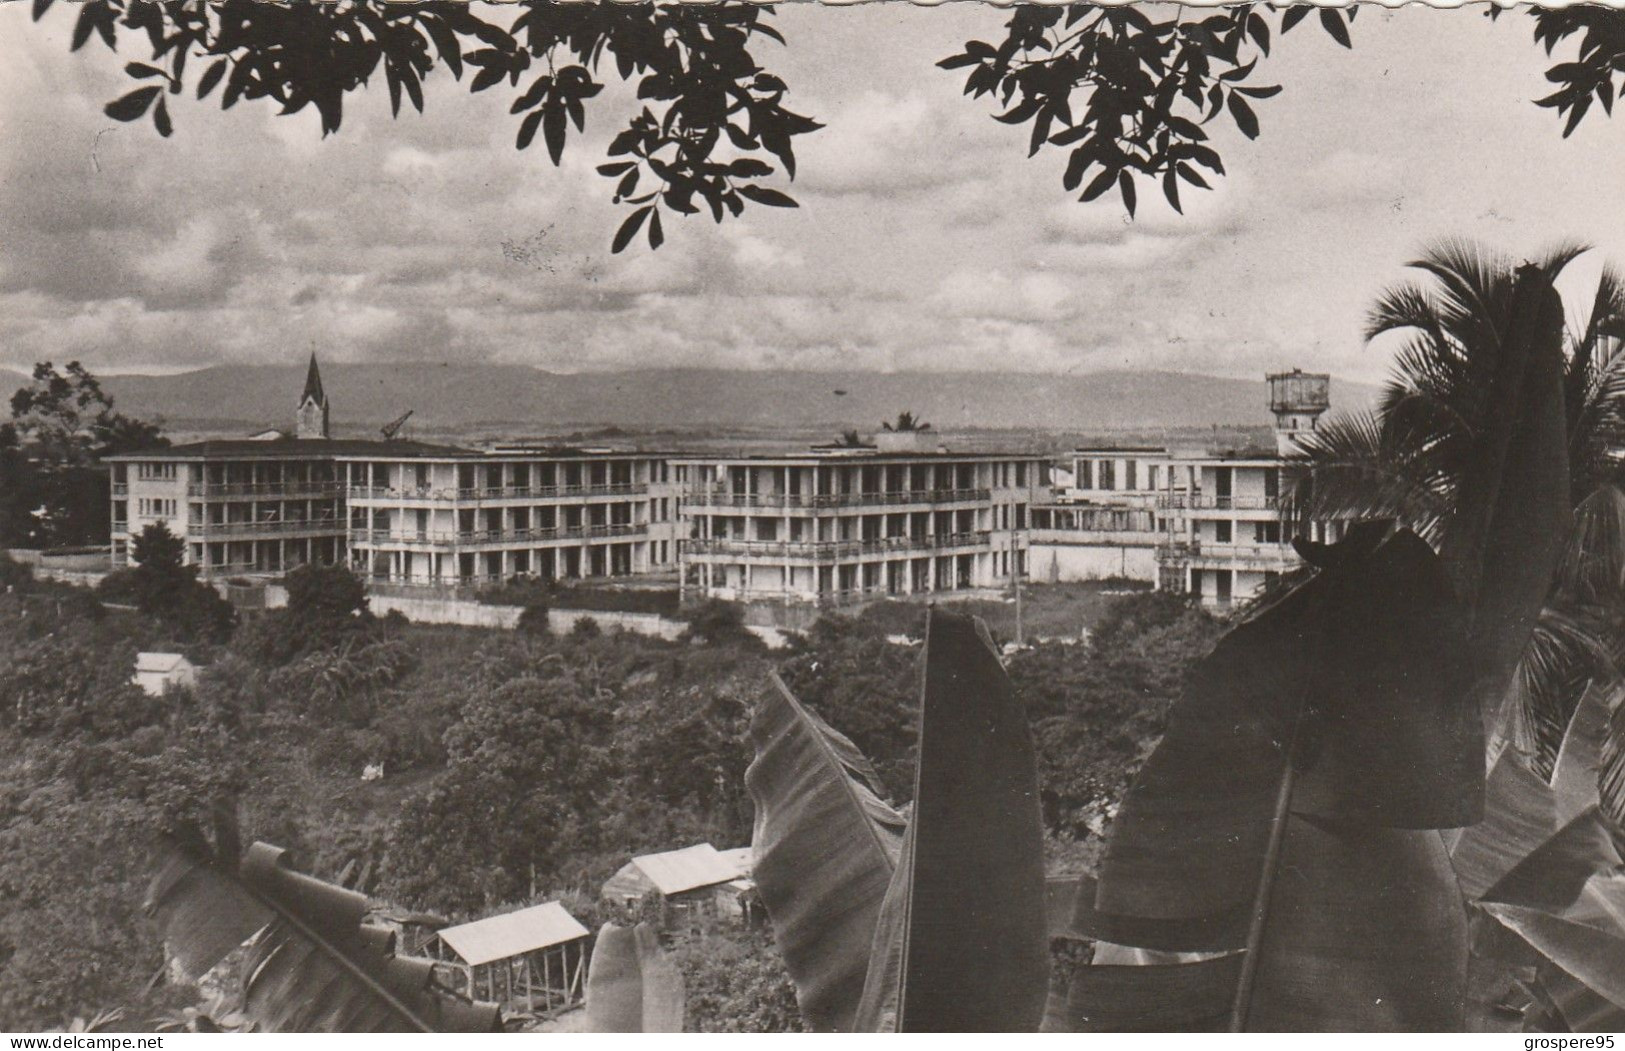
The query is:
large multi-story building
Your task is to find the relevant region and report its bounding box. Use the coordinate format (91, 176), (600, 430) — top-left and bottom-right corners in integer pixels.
(1029, 370), (1344, 608)
(109, 357), (682, 588)
(343, 446), (682, 591)
(673, 431), (1047, 623)
(107, 356), (418, 575)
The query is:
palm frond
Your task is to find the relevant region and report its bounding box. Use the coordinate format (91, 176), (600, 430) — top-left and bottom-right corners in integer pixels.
(1282, 410), (1450, 544)
(1554, 485), (1625, 606)
(1365, 282), (1446, 345)
(1507, 603), (1621, 777)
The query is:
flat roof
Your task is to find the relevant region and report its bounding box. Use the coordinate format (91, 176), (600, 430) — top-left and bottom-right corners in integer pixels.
(436, 902), (589, 966)
(108, 438), (672, 462)
(669, 450), (1046, 464)
(107, 437), (471, 461)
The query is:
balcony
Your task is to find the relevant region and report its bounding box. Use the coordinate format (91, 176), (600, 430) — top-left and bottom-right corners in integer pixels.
(1156, 494), (1279, 512)
(687, 530), (990, 560)
(349, 523), (643, 548)
(363, 574), (504, 599)
(682, 488), (992, 510)
(192, 518), (346, 538)
(347, 483), (646, 503)
(187, 481), (344, 499)
(111, 483), (128, 496)
(1158, 540), (1299, 571)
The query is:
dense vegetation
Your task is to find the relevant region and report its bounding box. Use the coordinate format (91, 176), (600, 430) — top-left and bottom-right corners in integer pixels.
(0, 553), (1217, 1031)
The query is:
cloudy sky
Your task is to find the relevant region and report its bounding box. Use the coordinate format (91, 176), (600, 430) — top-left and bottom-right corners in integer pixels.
(3, 2), (1624, 383)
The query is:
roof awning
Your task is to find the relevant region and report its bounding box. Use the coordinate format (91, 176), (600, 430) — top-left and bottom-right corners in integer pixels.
(436, 902), (589, 967)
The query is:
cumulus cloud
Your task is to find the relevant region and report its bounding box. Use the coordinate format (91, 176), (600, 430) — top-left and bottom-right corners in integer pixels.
(5, 2), (1625, 386)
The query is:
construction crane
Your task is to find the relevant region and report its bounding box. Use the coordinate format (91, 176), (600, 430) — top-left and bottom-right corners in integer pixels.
(380, 410), (414, 440)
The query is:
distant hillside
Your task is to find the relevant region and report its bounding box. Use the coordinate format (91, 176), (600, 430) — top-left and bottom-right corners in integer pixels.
(6, 363), (1379, 436)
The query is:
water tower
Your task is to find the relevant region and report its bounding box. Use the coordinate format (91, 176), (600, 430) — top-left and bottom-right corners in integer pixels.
(1267, 369), (1330, 455)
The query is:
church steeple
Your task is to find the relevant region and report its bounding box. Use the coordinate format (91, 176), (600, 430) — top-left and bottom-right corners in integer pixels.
(296, 353), (330, 439)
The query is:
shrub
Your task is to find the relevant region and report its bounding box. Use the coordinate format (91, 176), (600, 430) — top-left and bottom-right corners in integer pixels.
(517, 602), (550, 637)
(569, 616), (601, 640)
(681, 599), (758, 648)
(0, 552), (34, 593)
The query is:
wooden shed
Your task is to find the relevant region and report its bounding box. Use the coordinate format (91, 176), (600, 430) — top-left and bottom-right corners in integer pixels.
(427, 901), (589, 1015)
(600, 843), (756, 928)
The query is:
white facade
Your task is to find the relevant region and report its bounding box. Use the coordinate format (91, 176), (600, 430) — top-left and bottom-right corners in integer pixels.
(133, 652), (198, 696)
(674, 448), (1047, 619)
(1030, 372), (1343, 608)
(344, 451), (684, 591)
(110, 450), (348, 577)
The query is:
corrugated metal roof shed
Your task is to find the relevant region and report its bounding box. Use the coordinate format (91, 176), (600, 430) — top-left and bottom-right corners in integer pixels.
(136, 652), (191, 673)
(436, 902), (589, 967)
(631, 843), (747, 896)
(716, 846), (754, 876)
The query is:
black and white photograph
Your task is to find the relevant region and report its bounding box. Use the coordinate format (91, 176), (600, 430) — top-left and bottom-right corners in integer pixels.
(4, 0), (1625, 1036)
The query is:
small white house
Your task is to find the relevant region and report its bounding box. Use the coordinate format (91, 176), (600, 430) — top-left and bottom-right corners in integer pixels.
(133, 652), (199, 696)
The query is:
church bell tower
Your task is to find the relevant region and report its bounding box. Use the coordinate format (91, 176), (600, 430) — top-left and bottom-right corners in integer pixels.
(296, 353), (330, 439)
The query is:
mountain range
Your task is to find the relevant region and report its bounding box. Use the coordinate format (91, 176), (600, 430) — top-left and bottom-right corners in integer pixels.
(3, 363), (1380, 438)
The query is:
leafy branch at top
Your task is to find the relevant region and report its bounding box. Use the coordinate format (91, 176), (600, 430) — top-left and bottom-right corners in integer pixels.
(1516, 7), (1625, 138)
(938, 4), (1354, 218)
(37, 0), (819, 254)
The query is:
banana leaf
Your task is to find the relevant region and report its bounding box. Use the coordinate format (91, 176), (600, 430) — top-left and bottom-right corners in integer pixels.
(853, 609), (1048, 1032)
(1553, 682), (1621, 827)
(1245, 816), (1468, 1031)
(1451, 746), (1559, 901)
(1444, 263), (1572, 731)
(1062, 954), (1243, 1032)
(745, 673), (906, 1031)
(1476, 807), (1625, 1031)
(1079, 527), (1477, 1031)
(584, 923), (684, 1033)
(1096, 527), (1476, 927)
(1091, 572), (1324, 922)
(145, 837), (499, 1033)
(1480, 906), (1625, 1030)
(1057, 876), (1248, 953)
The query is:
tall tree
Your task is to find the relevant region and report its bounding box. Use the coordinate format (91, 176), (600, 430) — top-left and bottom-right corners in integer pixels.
(4, 362), (167, 548)
(1286, 242), (1625, 771)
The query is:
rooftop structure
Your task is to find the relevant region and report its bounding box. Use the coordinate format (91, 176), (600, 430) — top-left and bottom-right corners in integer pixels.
(297, 353), (330, 440)
(1267, 368), (1331, 456)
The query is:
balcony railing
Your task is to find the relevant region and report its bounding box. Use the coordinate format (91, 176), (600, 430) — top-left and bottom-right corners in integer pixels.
(111, 483), (128, 496)
(192, 518), (346, 537)
(347, 483), (646, 502)
(683, 488), (992, 510)
(687, 530), (990, 559)
(349, 523), (643, 547)
(1157, 540), (1298, 568)
(1156, 494), (1279, 511)
(363, 574), (505, 598)
(187, 481), (344, 498)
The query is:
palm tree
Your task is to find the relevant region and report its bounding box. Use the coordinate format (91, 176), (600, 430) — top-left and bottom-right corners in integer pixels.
(835, 429), (869, 448)
(1286, 241), (1625, 773)
(881, 412), (930, 432)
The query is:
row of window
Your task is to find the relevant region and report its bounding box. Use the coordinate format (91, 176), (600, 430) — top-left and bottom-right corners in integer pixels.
(138, 497), (177, 518)
(1209, 520), (1284, 544)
